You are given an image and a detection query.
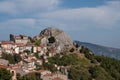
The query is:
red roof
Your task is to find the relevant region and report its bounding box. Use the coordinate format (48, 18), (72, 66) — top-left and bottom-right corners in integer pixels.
(44, 73), (52, 76)
(31, 70), (47, 74)
(1, 41), (14, 45)
(0, 65), (7, 69)
(52, 77), (63, 80)
(37, 70), (45, 73)
(39, 45), (45, 48)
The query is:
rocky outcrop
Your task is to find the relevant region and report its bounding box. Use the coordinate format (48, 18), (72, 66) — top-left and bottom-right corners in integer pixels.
(34, 27), (74, 53)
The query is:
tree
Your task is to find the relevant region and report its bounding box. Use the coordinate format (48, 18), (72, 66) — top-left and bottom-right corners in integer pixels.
(28, 36), (35, 43)
(24, 49), (31, 54)
(35, 40), (41, 46)
(2, 53), (21, 64)
(2, 53), (15, 64)
(95, 56), (120, 80)
(68, 66), (91, 80)
(48, 36), (56, 43)
(0, 68), (12, 80)
(42, 62), (57, 72)
(89, 66), (114, 80)
(21, 73), (42, 80)
(69, 48), (75, 52)
(13, 54), (22, 63)
(34, 52), (39, 59)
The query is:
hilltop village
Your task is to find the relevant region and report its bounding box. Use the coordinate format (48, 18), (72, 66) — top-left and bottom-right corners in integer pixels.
(0, 34), (69, 80)
(1, 27), (120, 80)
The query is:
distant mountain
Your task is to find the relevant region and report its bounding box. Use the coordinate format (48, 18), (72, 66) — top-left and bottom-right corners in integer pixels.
(75, 41), (120, 59)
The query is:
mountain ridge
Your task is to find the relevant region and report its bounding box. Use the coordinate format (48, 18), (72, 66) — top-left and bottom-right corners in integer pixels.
(75, 41), (120, 59)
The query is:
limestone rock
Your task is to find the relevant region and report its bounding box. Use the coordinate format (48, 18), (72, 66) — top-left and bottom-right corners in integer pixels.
(34, 27), (74, 53)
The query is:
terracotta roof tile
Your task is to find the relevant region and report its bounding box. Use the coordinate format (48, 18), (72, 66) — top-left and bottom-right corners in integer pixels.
(0, 65), (7, 69)
(44, 73), (52, 76)
(1, 41), (14, 45)
(52, 77), (63, 80)
(37, 70), (45, 73)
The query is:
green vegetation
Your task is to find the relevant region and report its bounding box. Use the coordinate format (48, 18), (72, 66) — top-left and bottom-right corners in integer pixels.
(28, 36), (35, 43)
(80, 46), (98, 64)
(35, 40), (41, 46)
(0, 68), (12, 80)
(48, 53), (92, 80)
(89, 66), (114, 80)
(48, 36), (56, 43)
(80, 46), (94, 60)
(24, 49), (31, 54)
(18, 73), (42, 80)
(48, 46), (120, 80)
(2, 53), (22, 64)
(34, 52), (39, 59)
(95, 56), (120, 80)
(48, 53), (90, 66)
(68, 66), (91, 80)
(42, 62), (57, 72)
(69, 48), (75, 52)
(16, 73), (22, 80)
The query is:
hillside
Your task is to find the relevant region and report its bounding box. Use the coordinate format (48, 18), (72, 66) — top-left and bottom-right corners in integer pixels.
(32, 27), (120, 80)
(48, 46), (120, 80)
(75, 41), (120, 59)
(0, 27), (120, 80)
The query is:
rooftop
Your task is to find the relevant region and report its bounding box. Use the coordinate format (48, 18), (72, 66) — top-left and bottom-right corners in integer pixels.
(1, 41), (14, 44)
(0, 65), (7, 69)
(37, 70), (46, 73)
(52, 77), (63, 80)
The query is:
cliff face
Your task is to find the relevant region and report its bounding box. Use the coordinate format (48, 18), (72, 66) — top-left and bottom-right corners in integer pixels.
(34, 27), (74, 53)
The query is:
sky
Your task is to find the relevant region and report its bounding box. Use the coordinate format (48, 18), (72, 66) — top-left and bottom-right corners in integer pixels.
(0, 0), (120, 48)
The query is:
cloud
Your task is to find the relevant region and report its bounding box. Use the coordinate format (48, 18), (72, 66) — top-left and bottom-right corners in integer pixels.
(0, 0), (119, 30)
(0, 18), (35, 29)
(0, 1), (17, 14)
(37, 1), (120, 30)
(0, 0), (60, 15)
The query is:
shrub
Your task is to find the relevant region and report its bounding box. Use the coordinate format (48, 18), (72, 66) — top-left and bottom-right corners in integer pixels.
(48, 36), (56, 43)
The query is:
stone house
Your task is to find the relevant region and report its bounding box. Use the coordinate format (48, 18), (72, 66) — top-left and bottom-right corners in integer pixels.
(36, 70), (51, 76)
(36, 59), (43, 65)
(25, 44), (33, 52)
(0, 41), (15, 54)
(0, 59), (9, 66)
(37, 45), (47, 56)
(33, 46), (37, 53)
(16, 43), (25, 53)
(22, 56), (37, 72)
(10, 34), (30, 45)
(41, 72), (68, 80)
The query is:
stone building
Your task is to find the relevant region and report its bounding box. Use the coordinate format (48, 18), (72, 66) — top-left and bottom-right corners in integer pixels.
(10, 34), (29, 45)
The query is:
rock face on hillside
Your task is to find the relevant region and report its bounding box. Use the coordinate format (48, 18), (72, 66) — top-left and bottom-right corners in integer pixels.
(34, 27), (74, 53)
